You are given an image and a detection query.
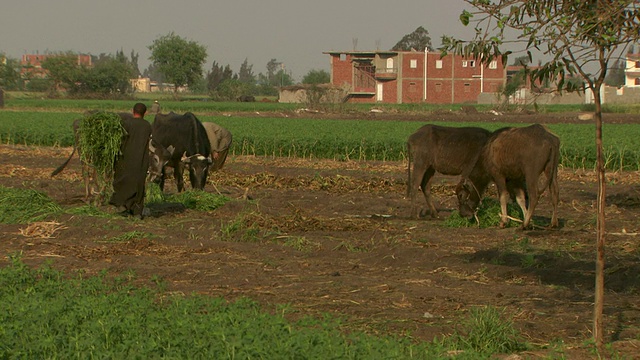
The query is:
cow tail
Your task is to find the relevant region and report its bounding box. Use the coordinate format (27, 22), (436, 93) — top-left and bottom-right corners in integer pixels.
(407, 141), (412, 198)
(51, 146), (77, 177)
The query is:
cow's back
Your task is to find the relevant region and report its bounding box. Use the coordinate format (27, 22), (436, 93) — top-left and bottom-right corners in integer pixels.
(484, 124), (558, 179)
(152, 112), (211, 159)
(408, 124), (491, 176)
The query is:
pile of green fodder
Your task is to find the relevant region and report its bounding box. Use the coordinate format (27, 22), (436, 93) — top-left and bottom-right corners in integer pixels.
(0, 186), (62, 224)
(145, 183), (230, 211)
(445, 197), (523, 228)
(78, 111), (125, 203)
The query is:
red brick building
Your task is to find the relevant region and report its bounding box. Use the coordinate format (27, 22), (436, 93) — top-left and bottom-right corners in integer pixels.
(324, 50), (506, 104)
(20, 53), (92, 78)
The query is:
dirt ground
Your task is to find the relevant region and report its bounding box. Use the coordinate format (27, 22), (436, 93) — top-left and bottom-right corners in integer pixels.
(1, 111), (640, 358)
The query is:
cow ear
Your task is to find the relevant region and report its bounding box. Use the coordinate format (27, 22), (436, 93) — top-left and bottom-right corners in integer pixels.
(166, 145), (175, 155)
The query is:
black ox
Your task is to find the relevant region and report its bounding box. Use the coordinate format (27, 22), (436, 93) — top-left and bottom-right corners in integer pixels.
(407, 124), (492, 219)
(457, 124), (560, 229)
(151, 112), (212, 192)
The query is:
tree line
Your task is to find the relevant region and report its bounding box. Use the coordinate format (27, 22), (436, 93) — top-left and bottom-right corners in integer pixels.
(0, 32), (330, 99)
(0, 27), (447, 99)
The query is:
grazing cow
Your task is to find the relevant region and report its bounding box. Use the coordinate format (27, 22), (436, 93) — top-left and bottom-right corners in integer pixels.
(201, 122), (232, 172)
(407, 124), (492, 218)
(457, 124), (560, 229)
(151, 112), (212, 192)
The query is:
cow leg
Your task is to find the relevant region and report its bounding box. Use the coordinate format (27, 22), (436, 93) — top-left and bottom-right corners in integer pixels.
(494, 178), (510, 228)
(420, 168), (437, 218)
(542, 164), (560, 228)
(522, 174), (541, 229)
(409, 161), (429, 218)
(158, 167), (167, 192)
(507, 179), (528, 226)
(175, 163), (185, 192)
(513, 187), (528, 225)
(549, 171), (559, 227)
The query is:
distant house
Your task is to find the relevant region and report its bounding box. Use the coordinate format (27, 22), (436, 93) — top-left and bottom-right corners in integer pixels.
(624, 53), (640, 87)
(323, 50), (506, 104)
(20, 53), (92, 78)
(130, 77), (151, 92)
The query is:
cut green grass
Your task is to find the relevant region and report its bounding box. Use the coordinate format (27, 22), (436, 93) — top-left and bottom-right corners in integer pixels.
(0, 186), (62, 224)
(444, 197), (522, 228)
(146, 183), (230, 211)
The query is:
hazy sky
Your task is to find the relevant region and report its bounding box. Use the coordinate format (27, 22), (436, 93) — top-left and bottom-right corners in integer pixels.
(1, 0), (477, 82)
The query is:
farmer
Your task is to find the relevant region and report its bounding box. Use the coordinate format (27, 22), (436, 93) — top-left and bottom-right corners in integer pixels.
(109, 103), (152, 219)
(150, 100), (161, 114)
(202, 121), (232, 171)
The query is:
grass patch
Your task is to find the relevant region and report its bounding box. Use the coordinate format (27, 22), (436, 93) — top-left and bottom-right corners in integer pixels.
(165, 190), (230, 211)
(146, 183), (230, 211)
(1, 257), (449, 359)
(220, 212), (272, 243)
(445, 306), (527, 355)
(65, 204), (113, 218)
(0, 186), (62, 224)
(444, 198), (522, 228)
(277, 236), (321, 252)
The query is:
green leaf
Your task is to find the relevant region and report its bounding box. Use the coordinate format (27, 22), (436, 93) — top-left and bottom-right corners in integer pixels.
(460, 10), (472, 26)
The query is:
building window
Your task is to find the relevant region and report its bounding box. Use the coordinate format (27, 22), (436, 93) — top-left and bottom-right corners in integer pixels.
(339, 53), (347, 61)
(409, 82), (417, 92)
(435, 60), (443, 69)
(464, 83), (471, 92)
(410, 59), (418, 68)
(469, 60), (475, 67)
(636, 61), (640, 68)
(435, 83), (442, 92)
(489, 60), (497, 69)
(462, 60), (468, 67)
(635, 78), (640, 85)
(386, 58), (394, 69)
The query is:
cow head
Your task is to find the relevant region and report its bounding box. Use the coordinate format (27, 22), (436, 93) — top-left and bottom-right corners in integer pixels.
(181, 152), (213, 190)
(148, 139), (174, 183)
(456, 179), (481, 218)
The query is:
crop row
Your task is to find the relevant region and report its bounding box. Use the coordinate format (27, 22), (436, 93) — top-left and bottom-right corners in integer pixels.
(1, 111), (639, 171)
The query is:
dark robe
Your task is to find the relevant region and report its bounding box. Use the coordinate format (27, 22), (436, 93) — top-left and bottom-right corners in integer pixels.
(109, 116), (151, 216)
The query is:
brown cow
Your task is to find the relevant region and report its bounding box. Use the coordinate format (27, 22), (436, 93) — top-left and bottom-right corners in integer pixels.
(407, 124), (492, 218)
(457, 124), (560, 229)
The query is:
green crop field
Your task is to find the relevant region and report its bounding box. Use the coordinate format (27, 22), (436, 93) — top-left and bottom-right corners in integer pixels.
(1, 109), (639, 170)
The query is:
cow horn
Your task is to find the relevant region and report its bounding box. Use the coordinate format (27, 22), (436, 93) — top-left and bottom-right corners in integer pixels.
(149, 140), (156, 152)
(181, 151), (190, 163)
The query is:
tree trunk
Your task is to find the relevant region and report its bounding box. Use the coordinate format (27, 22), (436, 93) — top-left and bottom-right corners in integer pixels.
(593, 89), (606, 352)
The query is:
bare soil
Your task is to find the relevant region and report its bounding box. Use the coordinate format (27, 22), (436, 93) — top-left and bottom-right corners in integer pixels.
(1, 111), (640, 358)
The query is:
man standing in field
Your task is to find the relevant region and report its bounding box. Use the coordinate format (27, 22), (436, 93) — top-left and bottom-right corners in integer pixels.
(109, 103), (152, 219)
(150, 100), (161, 114)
